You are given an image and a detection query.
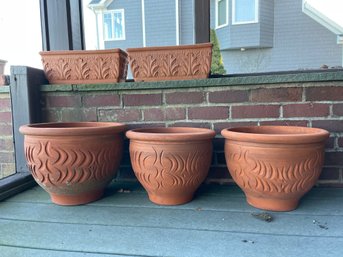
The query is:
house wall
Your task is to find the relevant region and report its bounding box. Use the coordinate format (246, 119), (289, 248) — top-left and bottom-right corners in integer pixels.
(145, 0), (177, 46)
(0, 87), (15, 179)
(216, 0), (342, 73)
(180, 0), (195, 45)
(105, 0), (143, 49)
(104, 0), (195, 48)
(40, 71), (343, 187)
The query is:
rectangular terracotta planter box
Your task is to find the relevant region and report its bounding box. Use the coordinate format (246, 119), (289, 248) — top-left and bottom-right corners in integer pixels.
(40, 49), (128, 84)
(127, 43), (212, 82)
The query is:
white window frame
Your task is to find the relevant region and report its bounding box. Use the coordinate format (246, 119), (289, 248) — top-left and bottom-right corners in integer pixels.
(215, 0), (228, 29)
(232, 0), (259, 25)
(103, 9), (126, 41)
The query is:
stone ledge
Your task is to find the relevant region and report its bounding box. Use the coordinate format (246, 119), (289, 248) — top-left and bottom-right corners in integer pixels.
(40, 69), (343, 92)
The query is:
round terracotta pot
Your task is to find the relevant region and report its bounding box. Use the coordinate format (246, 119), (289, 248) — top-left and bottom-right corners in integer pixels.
(126, 127), (216, 205)
(221, 126), (329, 211)
(19, 122), (127, 205)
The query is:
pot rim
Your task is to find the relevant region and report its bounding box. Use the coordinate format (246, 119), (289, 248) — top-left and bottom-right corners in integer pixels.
(221, 125), (329, 144)
(19, 122), (127, 136)
(126, 42), (212, 53)
(39, 49), (127, 56)
(126, 127), (216, 141)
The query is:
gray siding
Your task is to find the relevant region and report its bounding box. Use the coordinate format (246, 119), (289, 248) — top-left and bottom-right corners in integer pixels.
(210, 0), (274, 49)
(105, 0), (143, 49)
(218, 0), (342, 73)
(180, 0), (194, 45)
(145, 0), (177, 46)
(259, 0), (274, 47)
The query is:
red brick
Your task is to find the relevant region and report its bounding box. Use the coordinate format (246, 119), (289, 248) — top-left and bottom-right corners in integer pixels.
(214, 121), (257, 134)
(312, 120), (343, 133)
(208, 90), (249, 103)
(0, 112), (12, 122)
(333, 104), (343, 116)
(324, 152), (343, 166)
(0, 139), (14, 151)
(143, 108), (164, 121)
(283, 103), (329, 118)
(83, 94), (120, 107)
(338, 137), (343, 148)
(0, 98), (11, 109)
(324, 137), (335, 149)
(127, 123), (165, 130)
(123, 94), (162, 106)
(188, 106), (229, 120)
(306, 86), (343, 101)
(0, 124), (13, 136)
(165, 91), (204, 104)
(99, 109), (141, 122)
(169, 122), (211, 129)
(251, 87), (303, 102)
(260, 120), (308, 127)
(61, 108), (97, 122)
(42, 110), (60, 122)
(319, 167), (340, 180)
(232, 105), (280, 119)
(47, 95), (81, 108)
(165, 108), (186, 120)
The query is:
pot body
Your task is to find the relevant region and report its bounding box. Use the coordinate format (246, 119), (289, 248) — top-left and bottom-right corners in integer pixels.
(127, 43), (212, 81)
(221, 126), (329, 211)
(20, 122), (126, 205)
(126, 127), (215, 205)
(40, 49), (128, 84)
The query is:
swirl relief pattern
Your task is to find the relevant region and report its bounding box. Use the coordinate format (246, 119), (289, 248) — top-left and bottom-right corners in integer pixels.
(128, 44), (212, 81)
(226, 145), (324, 194)
(24, 140), (121, 191)
(130, 146), (212, 191)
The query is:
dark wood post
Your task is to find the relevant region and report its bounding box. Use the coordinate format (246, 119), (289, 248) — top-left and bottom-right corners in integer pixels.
(40, 0), (85, 50)
(194, 0), (210, 43)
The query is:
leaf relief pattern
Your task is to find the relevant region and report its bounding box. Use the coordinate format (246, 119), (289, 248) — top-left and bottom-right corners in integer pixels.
(75, 57), (90, 80)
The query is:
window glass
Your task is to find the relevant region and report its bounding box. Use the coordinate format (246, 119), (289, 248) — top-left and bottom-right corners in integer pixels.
(103, 10), (125, 40)
(0, 0), (42, 180)
(217, 0), (227, 27)
(233, 0), (257, 24)
(103, 13), (113, 40)
(83, 0), (343, 75)
(113, 11), (124, 39)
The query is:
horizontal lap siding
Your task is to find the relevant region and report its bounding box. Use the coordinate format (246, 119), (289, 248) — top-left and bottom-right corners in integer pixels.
(145, 0), (176, 46)
(41, 81), (343, 186)
(105, 0), (143, 49)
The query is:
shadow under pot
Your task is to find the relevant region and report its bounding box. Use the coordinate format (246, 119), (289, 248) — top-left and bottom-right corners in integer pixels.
(221, 125), (329, 211)
(126, 127), (216, 205)
(19, 122), (127, 205)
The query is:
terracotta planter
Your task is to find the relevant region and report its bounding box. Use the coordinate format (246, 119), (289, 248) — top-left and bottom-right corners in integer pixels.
(221, 126), (329, 211)
(40, 49), (128, 84)
(19, 122), (127, 205)
(127, 43), (212, 81)
(126, 127), (216, 205)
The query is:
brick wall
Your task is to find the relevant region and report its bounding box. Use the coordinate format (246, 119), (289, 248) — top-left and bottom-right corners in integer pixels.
(0, 87), (15, 179)
(40, 75), (343, 186)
